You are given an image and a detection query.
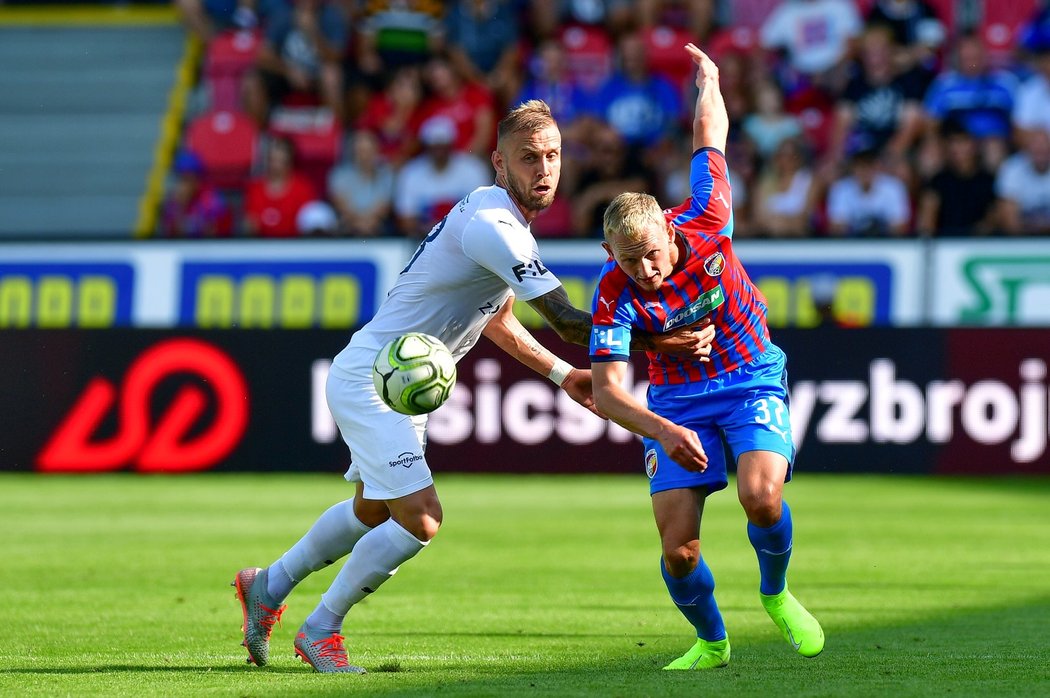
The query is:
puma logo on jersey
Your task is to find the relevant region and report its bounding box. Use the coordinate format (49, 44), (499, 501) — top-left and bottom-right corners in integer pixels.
(714, 191), (730, 210)
(598, 297), (615, 312)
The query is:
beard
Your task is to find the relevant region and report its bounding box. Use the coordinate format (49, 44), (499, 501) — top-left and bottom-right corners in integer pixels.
(504, 170), (556, 212)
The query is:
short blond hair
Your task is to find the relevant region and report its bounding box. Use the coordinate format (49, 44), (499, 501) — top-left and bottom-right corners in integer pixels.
(497, 100), (556, 145)
(603, 192), (665, 243)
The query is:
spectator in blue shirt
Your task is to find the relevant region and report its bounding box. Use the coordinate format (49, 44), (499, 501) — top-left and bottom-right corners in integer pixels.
(923, 32), (1018, 170)
(586, 30), (683, 151)
(444, 0), (521, 107)
(515, 40), (591, 132)
(243, 0), (349, 126)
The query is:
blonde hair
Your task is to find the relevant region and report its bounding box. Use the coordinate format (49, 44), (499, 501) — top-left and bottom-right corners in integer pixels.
(497, 100), (555, 145)
(603, 192), (666, 243)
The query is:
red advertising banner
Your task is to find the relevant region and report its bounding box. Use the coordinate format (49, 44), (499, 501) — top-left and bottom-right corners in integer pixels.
(2, 329), (1047, 476)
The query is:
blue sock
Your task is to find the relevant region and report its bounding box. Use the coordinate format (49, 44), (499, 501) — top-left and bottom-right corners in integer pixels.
(747, 501), (793, 596)
(661, 556), (726, 642)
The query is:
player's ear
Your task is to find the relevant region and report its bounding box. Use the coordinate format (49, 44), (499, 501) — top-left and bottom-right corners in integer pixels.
(666, 221), (676, 242)
(601, 240), (613, 258)
(491, 149), (504, 176)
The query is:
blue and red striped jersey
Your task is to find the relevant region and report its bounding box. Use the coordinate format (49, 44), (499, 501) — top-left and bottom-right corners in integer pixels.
(589, 147), (771, 385)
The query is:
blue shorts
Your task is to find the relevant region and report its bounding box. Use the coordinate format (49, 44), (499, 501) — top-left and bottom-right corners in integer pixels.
(643, 344), (795, 496)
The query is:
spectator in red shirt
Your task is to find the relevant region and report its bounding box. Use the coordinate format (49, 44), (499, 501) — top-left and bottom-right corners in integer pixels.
(416, 52), (496, 156)
(244, 136), (319, 236)
(355, 66), (425, 167)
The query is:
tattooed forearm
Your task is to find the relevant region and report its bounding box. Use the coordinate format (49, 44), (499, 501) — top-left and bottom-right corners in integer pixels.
(528, 288), (667, 351)
(527, 287), (592, 347)
(511, 323), (545, 359)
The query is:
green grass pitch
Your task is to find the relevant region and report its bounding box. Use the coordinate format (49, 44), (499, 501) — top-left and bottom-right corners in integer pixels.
(1, 473), (1048, 697)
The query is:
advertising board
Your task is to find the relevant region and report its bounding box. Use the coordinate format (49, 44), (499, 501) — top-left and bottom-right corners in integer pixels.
(0, 240), (406, 328)
(5, 329), (1047, 476)
(0, 238), (927, 328)
(931, 240), (1050, 326)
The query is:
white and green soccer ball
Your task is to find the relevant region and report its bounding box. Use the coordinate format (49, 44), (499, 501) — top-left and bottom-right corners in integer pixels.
(372, 332), (457, 415)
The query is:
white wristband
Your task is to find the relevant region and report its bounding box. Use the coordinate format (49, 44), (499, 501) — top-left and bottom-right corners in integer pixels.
(547, 358), (574, 386)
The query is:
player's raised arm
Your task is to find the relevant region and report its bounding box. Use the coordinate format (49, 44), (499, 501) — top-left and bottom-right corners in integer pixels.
(686, 43), (729, 153)
(591, 361), (708, 472)
(679, 43), (734, 236)
(527, 286), (714, 360)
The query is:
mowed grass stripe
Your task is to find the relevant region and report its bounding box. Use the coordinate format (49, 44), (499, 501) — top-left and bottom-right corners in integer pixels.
(0, 474), (1047, 697)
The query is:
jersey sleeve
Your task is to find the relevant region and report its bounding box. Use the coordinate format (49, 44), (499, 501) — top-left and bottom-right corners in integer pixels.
(461, 209), (562, 301)
(589, 264), (634, 363)
(670, 147), (734, 238)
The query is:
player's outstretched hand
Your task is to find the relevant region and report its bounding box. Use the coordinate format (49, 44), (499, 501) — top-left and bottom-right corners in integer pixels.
(658, 423), (708, 472)
(650, 317), (715, 361)
(685, 42), (719, 86)
(560, 368), (606, 418)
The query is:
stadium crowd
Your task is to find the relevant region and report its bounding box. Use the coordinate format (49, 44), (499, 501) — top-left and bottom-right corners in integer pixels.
(162, 0), (1050, 239)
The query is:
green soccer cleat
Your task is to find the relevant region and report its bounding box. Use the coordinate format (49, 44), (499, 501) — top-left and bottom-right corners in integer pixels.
(662, 637), (731, 670)
(761, 587), (825, 658)
(232, 566), (287, 666)
(294, 622), (367, 674)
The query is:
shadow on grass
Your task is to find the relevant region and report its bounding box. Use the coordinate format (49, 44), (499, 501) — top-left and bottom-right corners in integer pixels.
(355, 597), (1050, 698)
(1, 600), (1046, 696)
(0, 665), (306, 675)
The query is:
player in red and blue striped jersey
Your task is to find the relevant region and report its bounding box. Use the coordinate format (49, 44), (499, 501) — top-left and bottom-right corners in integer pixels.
(592, 145), (769, 384)
(589, 44), (824, 670)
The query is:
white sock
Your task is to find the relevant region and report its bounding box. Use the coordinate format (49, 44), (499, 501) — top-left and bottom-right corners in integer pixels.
(266, 499), (372, 602)
(311, 519), (426, 629)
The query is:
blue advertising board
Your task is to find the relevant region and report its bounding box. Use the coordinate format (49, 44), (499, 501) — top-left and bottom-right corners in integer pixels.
(0, 262), (134, 328)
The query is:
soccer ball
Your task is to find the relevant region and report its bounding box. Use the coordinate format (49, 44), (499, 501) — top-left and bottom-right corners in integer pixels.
(372, 333), (457, 415)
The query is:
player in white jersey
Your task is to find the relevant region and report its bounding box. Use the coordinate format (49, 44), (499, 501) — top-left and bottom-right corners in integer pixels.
(232, 100), (715, 673)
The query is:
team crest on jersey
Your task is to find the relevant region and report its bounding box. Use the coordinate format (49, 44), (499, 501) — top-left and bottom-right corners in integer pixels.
(704, 252), (726, 277)
(645, 449), (658, 478)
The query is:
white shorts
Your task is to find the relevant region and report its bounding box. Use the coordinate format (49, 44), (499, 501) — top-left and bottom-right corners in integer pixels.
(325, 351), (435, 500)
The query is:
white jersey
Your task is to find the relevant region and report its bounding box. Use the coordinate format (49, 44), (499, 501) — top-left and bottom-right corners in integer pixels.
(331, 184), (563, 377)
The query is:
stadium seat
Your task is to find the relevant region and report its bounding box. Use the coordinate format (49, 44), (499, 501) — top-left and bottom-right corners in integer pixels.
(725, 0), (782, 30)
(923, 0), (956, 29)
(203, 29), (260, 112)
(185, 110), (259, 190)
(268, 106), (343, 195)
(979, 0), (1037, 64)
(643, 24), (701, 90)
(559, 24), (614, 93)
(706, 26), (759, 62)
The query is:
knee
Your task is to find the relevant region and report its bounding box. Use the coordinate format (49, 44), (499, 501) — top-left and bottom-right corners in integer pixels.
(663, 541), (700, 578)
(393, 502), (443, 543)
(739, 486), (782, 528)
(412, 512), (442, 542)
